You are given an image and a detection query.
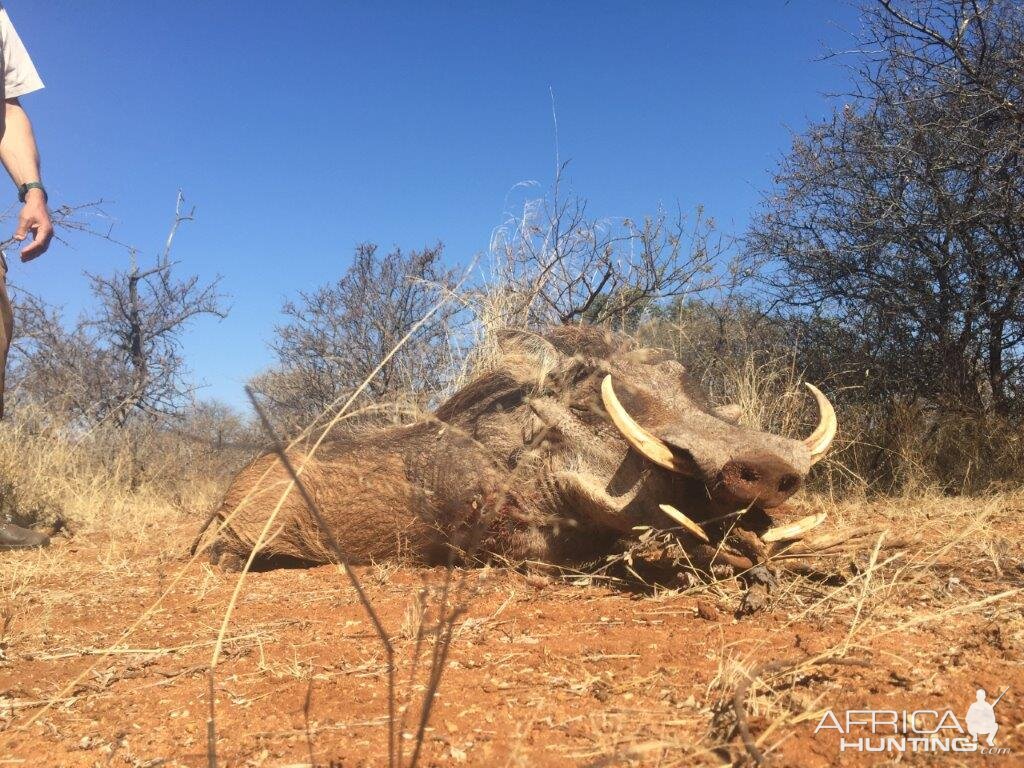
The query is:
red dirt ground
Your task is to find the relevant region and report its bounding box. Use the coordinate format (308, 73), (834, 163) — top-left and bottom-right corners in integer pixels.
(1, 504), (1022, 767)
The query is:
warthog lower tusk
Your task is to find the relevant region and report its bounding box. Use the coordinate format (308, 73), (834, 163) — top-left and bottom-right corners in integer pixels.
(803, 383), (837, 465)
(761, 511), (828, 542)
(659, 504), (711, 543)
(601, 375), (678, 472)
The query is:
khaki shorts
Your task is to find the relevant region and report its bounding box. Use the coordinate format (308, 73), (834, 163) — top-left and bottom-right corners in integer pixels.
(0, 251), (12, 419)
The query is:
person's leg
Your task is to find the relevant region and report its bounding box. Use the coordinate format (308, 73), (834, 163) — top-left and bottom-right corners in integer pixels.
(0, 250), (49, 550)
(0, 250), (11, 420)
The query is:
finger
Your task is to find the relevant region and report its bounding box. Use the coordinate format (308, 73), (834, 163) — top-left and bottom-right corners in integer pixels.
(13, 215), (30, 242)
(20, 222), (52, 262)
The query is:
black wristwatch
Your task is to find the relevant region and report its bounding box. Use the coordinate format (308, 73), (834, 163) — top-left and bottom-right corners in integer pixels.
(18, 181), (46, 203)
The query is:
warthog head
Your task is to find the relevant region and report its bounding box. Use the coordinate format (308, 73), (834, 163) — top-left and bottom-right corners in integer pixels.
(438, 325), (835, 564)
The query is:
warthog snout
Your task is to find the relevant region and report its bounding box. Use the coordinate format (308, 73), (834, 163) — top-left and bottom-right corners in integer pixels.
(716, 452), (803, 509)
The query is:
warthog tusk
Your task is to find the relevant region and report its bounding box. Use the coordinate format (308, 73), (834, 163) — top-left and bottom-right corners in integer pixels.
(659, 504), (711, 543)
(803, 383), (837, 465)
(761, 511), (828, 542)
(602, 375), (678, 472)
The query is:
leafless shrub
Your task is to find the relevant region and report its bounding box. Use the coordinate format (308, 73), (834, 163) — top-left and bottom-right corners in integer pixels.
(484, 163), (743, 332)
(6, 291), (115, 424)
(85, 197), (227, 426)
(249, 242), (462, 435)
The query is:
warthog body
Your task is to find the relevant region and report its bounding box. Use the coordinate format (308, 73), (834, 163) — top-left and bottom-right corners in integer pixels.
(208, 325), (834, 572)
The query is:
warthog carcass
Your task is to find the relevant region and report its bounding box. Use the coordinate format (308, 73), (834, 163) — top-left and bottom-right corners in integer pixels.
(207, 325), (835, 574)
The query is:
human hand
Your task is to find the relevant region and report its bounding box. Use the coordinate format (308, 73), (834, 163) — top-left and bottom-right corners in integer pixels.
(15, 188), (53, 261)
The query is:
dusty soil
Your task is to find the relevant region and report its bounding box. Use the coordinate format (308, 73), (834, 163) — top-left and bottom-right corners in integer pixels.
(1, 495), (1022, 767)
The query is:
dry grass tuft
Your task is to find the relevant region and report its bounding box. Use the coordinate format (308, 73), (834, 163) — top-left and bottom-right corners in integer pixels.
(0, 403), (241, 539)
(702, 490), (1023, 763)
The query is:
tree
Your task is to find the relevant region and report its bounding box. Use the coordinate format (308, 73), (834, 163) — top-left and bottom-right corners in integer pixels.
(10, 193), (228, 428)
(748, 0), (1024, 415)
(250, 242), (460, 432)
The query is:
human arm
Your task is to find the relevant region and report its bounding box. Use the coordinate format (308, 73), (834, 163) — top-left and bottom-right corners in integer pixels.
(0, 97), (51, 261)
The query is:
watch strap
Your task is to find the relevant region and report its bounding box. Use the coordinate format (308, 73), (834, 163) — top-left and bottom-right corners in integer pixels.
(18, 181), (46, 203)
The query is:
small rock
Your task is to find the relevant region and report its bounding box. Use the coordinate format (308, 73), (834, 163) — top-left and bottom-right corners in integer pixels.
(696, 598), (719, 621)
(738, 584), (770, 616)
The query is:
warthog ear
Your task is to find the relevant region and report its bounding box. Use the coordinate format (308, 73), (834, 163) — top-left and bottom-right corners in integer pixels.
(493, 329), (561, 368)
(494, 328), (559, 357)
(494, 329), (564, 391)
(713, 403), (743, 423)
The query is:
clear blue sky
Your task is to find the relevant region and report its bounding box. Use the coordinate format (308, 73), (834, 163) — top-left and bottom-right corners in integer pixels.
(6, 1), (862, 408)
